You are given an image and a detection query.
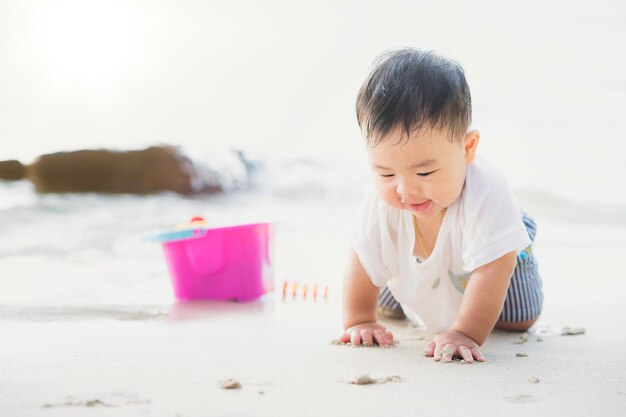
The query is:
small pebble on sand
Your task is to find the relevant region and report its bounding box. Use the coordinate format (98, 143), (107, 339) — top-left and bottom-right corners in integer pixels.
(516, 353), (528, 357)
(561, 326), (585, 336)
(43, 399), (112, 408)
(330, 339), (343, 345)
(529, 377), (540, 384)
(349, 375), (402, 385)
(380, 376), (402, 383)
(513, 332), (529, 344)
(219, 379), (242, 389)
(85, 400), (108, 407)
(350, 375), (378, 385)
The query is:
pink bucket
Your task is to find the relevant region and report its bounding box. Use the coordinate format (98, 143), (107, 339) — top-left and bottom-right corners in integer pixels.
(158, 222), (274, 301)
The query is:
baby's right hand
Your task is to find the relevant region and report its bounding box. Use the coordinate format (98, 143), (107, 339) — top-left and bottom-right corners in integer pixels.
(339, 322), (394, 347)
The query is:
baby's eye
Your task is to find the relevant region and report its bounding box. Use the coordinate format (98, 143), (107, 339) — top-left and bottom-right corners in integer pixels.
(417, 170), (435, 177)
(380, 173), (395, 178)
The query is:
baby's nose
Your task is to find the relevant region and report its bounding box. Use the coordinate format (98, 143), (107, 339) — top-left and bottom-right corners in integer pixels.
(396, 179), (420, 200)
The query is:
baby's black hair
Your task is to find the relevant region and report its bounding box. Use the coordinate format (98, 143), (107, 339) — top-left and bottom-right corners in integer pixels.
(356, 47), (472, 146)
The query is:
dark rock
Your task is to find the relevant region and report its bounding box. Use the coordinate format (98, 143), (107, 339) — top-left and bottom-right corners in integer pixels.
(25, 146), (217, 195)
(0, 145), (251, 195)
(0, 160), (26, 180)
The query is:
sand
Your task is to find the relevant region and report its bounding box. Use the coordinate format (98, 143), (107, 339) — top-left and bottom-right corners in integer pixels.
(1, 209), (625, 416)
(1, 296), (624, 416)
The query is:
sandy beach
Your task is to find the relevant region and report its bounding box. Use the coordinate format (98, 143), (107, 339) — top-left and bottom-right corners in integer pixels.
(1, 0), (626, 415)
(3, 303), (622, 417)
(1, 195), (625, 416)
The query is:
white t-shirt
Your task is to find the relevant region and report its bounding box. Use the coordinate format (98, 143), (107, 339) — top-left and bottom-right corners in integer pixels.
(350, 158), (531, 332)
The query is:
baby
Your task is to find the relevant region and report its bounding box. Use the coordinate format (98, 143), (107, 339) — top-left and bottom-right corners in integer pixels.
(339, 48), (543, 363)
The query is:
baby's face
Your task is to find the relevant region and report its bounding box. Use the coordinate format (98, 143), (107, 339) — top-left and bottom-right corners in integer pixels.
(366, 126), (479, 221)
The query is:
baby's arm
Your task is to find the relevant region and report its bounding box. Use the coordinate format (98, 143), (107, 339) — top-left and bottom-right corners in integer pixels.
(424, 250), (517, 362)
(339, 250), (394, 347)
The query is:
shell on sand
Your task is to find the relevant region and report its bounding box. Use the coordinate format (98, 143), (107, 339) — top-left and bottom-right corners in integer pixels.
(561, 326), (585, 336)
(219, 379), (242, 389)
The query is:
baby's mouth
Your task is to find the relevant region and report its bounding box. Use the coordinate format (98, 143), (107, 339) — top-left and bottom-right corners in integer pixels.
(408, 200), (431, 211)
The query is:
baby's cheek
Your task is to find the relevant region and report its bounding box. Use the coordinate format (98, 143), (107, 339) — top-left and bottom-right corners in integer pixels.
(376, 185), (401, 209)
(434, 180), (463, 207)
(383, 194), (404, 210)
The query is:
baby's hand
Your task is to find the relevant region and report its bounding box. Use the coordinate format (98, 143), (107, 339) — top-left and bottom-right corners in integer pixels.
(339, 322), (394, 347)
(423, 329), (485, 363)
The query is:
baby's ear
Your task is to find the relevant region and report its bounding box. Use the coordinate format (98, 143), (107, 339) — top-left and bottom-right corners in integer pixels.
(463, 130), (480, 164)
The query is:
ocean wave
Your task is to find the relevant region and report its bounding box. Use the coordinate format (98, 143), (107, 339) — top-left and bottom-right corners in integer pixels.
(1, 154), (624, 228)
(515, 187), (626, 226)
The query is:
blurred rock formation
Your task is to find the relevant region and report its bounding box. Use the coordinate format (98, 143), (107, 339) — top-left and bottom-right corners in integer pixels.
(0, 146), (233, 195)
(0, 160), (26, 180)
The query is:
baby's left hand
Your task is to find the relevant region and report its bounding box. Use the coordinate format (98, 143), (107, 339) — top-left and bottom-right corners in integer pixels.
(423, 329), (485, 363)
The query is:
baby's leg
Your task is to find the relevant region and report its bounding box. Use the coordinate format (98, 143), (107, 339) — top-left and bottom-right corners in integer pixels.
(495, 318), (537, 332)
(497, 214), (543, 332)
(377, 285), (406, 320)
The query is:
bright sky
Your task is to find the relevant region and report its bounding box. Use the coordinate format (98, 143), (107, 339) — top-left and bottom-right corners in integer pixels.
(1, 0), (625, 202)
